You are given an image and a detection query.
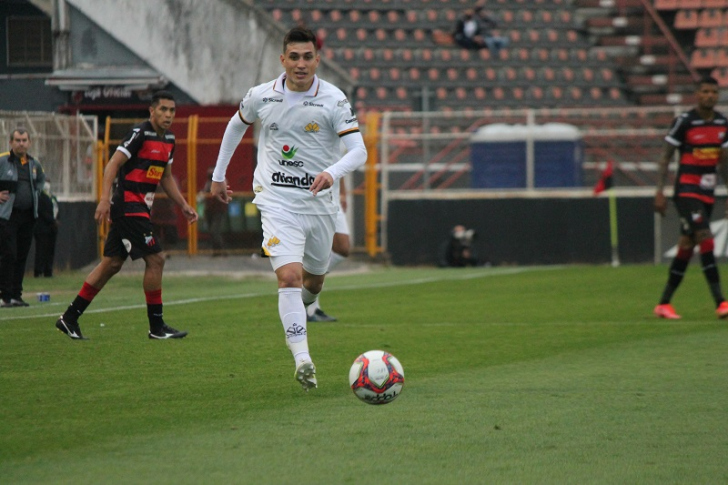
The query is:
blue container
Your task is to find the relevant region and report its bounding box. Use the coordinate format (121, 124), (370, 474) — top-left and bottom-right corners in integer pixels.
(470, 123), (583, 188)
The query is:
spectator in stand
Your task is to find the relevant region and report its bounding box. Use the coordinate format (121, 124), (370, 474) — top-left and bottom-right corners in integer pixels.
(453, 7), (508, 55)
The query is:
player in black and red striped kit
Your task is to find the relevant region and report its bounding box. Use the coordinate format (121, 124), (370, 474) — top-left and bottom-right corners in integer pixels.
(654, 77), (728, 319)
(56, 91), (198, 340)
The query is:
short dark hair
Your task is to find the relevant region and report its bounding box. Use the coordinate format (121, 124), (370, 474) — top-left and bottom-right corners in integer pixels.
(698, 76), (719, 87)
(151, 90), (175, 106)
(283, 27), (317, 53)
(10, 128), (29, 141)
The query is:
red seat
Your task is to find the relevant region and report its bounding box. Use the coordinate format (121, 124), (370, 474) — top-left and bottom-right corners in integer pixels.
(655, 0), (678, 9)
(699, 9), (724, 28)
(691, 48), (716, 67)
(696, 28), (720, 47)
(674, 9), (699, 29)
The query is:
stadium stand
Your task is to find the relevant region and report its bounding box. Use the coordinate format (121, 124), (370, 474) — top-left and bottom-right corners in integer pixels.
(255, 0), (719, 111)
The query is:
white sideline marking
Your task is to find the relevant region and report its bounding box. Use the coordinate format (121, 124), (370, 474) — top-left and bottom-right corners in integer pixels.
(0, 266), (562, 322)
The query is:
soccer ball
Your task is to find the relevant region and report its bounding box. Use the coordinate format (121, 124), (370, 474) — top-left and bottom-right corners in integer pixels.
(349, 350), (405, 405)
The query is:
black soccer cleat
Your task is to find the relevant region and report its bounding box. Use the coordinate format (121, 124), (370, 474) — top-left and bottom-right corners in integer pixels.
(307, 308), (337, 322)
(56, 316), (87, 340)
(149, 324), (188, 340)
(11, 298), (30, 307)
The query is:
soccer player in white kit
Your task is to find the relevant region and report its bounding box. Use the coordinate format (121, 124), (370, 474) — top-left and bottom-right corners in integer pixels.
(210, 27), (367, 391)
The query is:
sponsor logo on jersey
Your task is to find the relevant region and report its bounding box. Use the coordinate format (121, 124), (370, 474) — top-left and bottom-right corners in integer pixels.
(254, 185), (263, 193)
(304, 122), (320, 134)
(345, 117), (358, 124)
(303, 101), (323, 108)
(271, 171), (315, 189)
(263, 97), (283, 103)
(279, 160), (304, 167)
(147, 165), (164, 180)
(270, 123), (279, 131)
(693, 147), (721, 159)
(144, 131), (157, 136)
(282, 145), (298, 159)
(337, 98), (349, 107)
(266, 236), (281, 248)
(144, 192), (155, 208)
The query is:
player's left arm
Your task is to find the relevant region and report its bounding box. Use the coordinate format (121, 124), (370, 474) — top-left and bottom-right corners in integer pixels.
(310, 131), (367, 195)
(159, 165), (198, 223)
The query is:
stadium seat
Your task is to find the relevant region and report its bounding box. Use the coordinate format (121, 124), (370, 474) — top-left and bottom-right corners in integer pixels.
(698, 9), (724, 28)
(691, 48), (717, 67)
(710, 67), (728, 86)
(655, 0), (678, 9)
(674, 9), (699, 29)
(696, 28), (720, 47)
(678, 0), (702, 7)
(717, 48), (728, 66)
(703, 0), (728, 7)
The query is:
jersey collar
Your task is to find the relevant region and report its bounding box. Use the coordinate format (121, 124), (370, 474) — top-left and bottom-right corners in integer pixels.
(274, 72), (320, 97)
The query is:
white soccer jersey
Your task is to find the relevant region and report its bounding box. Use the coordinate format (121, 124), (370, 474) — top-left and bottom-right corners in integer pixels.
(240, 73), (360, 215)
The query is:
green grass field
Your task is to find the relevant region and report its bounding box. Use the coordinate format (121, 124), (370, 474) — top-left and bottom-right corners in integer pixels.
(1, 264), (727, 484)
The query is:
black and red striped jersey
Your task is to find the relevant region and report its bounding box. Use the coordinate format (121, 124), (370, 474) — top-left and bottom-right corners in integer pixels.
(111, 120), (175, 219)
(666, 108), (728, 204)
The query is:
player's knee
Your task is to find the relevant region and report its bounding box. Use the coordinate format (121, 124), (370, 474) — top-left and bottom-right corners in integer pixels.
(104, 257), (124, 275)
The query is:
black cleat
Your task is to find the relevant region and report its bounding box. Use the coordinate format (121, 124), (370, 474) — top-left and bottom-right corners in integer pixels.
(149, 324), (188, 340)
(307, 308), (337, 322)
(11, 298), (30, 307)
(56, 316), (87, 340)
(1, 299), (13, 308)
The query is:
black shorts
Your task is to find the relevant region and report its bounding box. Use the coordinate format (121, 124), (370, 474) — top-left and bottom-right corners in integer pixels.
(104, 216), (162, 260)
(675, 197), (714, 237)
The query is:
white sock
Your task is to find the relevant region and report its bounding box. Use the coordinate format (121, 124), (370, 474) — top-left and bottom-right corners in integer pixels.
(328, 251), (347, 272)
(278, 288), (310, 363)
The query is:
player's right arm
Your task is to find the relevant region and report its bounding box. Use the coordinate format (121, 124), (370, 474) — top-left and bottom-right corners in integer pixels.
(212, 94), (255, 203)
(95, 150), (128, 224)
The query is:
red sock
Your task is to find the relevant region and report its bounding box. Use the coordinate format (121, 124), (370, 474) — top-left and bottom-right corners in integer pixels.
(79, 282), (100, 302)
(145, 289), (162, 305)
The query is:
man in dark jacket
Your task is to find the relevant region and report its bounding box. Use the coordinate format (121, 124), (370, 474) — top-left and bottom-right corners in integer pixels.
(0, 128), (46, 307)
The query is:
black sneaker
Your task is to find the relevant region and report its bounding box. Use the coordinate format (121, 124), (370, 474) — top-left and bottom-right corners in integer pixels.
(149, 324), (188, 340)
(307, 308), (337, 322)
(11, 298), (29, 307)
(56, 316), (87, 340)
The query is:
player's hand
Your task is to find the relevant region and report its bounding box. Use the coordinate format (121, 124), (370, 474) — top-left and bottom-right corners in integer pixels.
(0, 190), (9, 204)
(310, 172), (334, 196)
(654, 192), (667, 216)
(181, 204), (199, 224)
(94, 199), (111, 224)
(211, 180), (232, 204)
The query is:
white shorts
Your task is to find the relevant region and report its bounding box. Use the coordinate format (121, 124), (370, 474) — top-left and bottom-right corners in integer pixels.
(335, 208), (349, 236)
(260, 207), (336, 275)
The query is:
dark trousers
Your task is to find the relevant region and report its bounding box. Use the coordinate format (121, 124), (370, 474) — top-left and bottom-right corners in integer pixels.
(34, 228), (57, 277)
(0, 208), (36, 301)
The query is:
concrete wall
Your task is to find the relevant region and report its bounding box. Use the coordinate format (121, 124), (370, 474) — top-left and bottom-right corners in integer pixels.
(65, 0), (354, 104)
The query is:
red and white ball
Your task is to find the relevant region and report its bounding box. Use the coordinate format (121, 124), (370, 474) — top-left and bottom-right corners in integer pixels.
(349, 350), (405, 405)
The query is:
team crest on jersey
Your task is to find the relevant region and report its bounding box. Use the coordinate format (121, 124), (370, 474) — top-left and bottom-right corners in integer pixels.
(304, 122), (320, 134)
(144, 233), (156, 247)
(266, 236), (281, 248)
(147, 165), (164, 180)
(281, 145), (298, 159)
